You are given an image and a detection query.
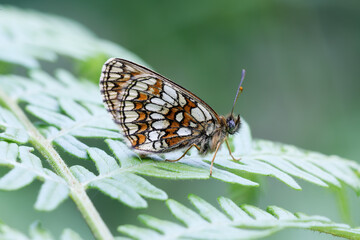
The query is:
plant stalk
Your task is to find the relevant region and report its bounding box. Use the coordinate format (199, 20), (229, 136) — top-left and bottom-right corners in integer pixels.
(0, 89), (114, 240)
(333, 185), (353, 226)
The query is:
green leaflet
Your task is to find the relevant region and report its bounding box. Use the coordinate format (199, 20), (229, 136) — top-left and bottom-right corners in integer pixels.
(205, 137), (360, 191)
(0, 141), (69, 211)
(106, 139), (258, 185)
(118, 195), (360, 240)
(29, 222), (54, 240)
(0, 108), (28, 144)
(34, 170), (69, 211)
(0, 221), (29, 240)
(0, 127), (29, 144)
(70, 147), (167, 208)
(0, 5), (145, 68)
(0, 221), (84, 240)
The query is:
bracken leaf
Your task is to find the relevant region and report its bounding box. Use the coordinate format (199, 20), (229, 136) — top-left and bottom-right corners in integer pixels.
(118, 195), (360, 240)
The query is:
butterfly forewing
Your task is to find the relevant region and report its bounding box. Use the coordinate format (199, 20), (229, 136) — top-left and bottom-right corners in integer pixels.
(100, 58), (220, 153)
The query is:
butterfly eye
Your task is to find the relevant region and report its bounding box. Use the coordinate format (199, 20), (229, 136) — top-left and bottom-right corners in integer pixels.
(226, 115), (241, 135)
(226, 117), (236, 134)
(229, 119), (235, 129)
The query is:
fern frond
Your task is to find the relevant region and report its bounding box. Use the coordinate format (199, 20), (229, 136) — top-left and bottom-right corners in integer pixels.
(206, 137), (360, 191)
(0, 108), (68, 211)
(0, 5), (145, 68)
(0, 4), (359, 240)
(118, 195), (360, 240)
(0, 221), (83, 240)
(1, 65), (360, 211)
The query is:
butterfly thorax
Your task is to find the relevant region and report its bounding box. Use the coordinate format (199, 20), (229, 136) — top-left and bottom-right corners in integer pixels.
(197, 114), (241, 154)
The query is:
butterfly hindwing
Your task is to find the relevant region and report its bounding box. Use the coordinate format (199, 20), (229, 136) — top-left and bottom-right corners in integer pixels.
(100, 58), (220, 153)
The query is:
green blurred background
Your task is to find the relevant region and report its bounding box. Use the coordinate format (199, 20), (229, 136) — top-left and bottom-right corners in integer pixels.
(1, 0), (359, 239)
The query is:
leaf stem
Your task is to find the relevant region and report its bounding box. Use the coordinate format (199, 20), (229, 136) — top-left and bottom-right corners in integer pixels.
(332, 185), (353, 226)
(0, 89), (114, 240)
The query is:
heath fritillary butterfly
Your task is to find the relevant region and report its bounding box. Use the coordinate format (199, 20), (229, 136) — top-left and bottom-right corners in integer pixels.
(100, 58), (245, 175)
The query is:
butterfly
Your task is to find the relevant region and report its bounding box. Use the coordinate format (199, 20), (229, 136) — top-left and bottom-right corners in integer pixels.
(100, 58), (245, 176)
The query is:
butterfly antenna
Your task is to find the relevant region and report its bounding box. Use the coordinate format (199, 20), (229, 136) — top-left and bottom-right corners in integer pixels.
(230, 69), (246, 116)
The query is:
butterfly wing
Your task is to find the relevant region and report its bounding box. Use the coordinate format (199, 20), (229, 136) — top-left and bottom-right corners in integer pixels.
(100, 58), (220, 153)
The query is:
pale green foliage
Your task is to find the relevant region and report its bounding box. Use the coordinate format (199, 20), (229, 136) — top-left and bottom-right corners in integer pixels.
(118, 195), (360, 240)
(0, 221), (83, 240)
(0, 139), (68, 211)
(0, 6), (145, 68)
(1, 68), (359, 211)
(0, 5), (359, 240)
(212, 138), (360, 191)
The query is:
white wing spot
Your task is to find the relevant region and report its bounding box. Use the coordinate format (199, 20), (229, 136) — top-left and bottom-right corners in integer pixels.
(198, 104), (212, 120)
(164, 85), (177, 99)
(124, 111), (139, 122)
(108, 73), (122, 78)
(152, 120), (170, 129)
(190, 121), (197, 128)
(191, 107), (205, 122)
(126, 90), (138, 100)
(175, 112), (184, 122)
(162, 92), (176, 105)
(151, 97), (166, 106)
(178, 93), (186, 107)
(150, 113), (165, 120)
(138, 142), (154, 151)
(110, 66), (123, 72)
(154, 141), (161, 150)
(133, 81), (148, 91)
(123, 101), (134, 111)
(145, 103), (162, 112)
(177, 127), (192, 136)
(125, 123), (139, 134)
(149, 131), (160, 141)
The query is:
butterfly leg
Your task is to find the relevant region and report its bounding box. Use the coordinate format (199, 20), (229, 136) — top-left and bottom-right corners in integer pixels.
(165, 144), (200, 162)
(225, 138), (241, 161)
(209, 141), (222, 176)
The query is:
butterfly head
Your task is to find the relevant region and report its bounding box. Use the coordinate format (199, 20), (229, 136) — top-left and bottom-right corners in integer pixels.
(226, 114), (241, 135)
(226, 69), (245, 135)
